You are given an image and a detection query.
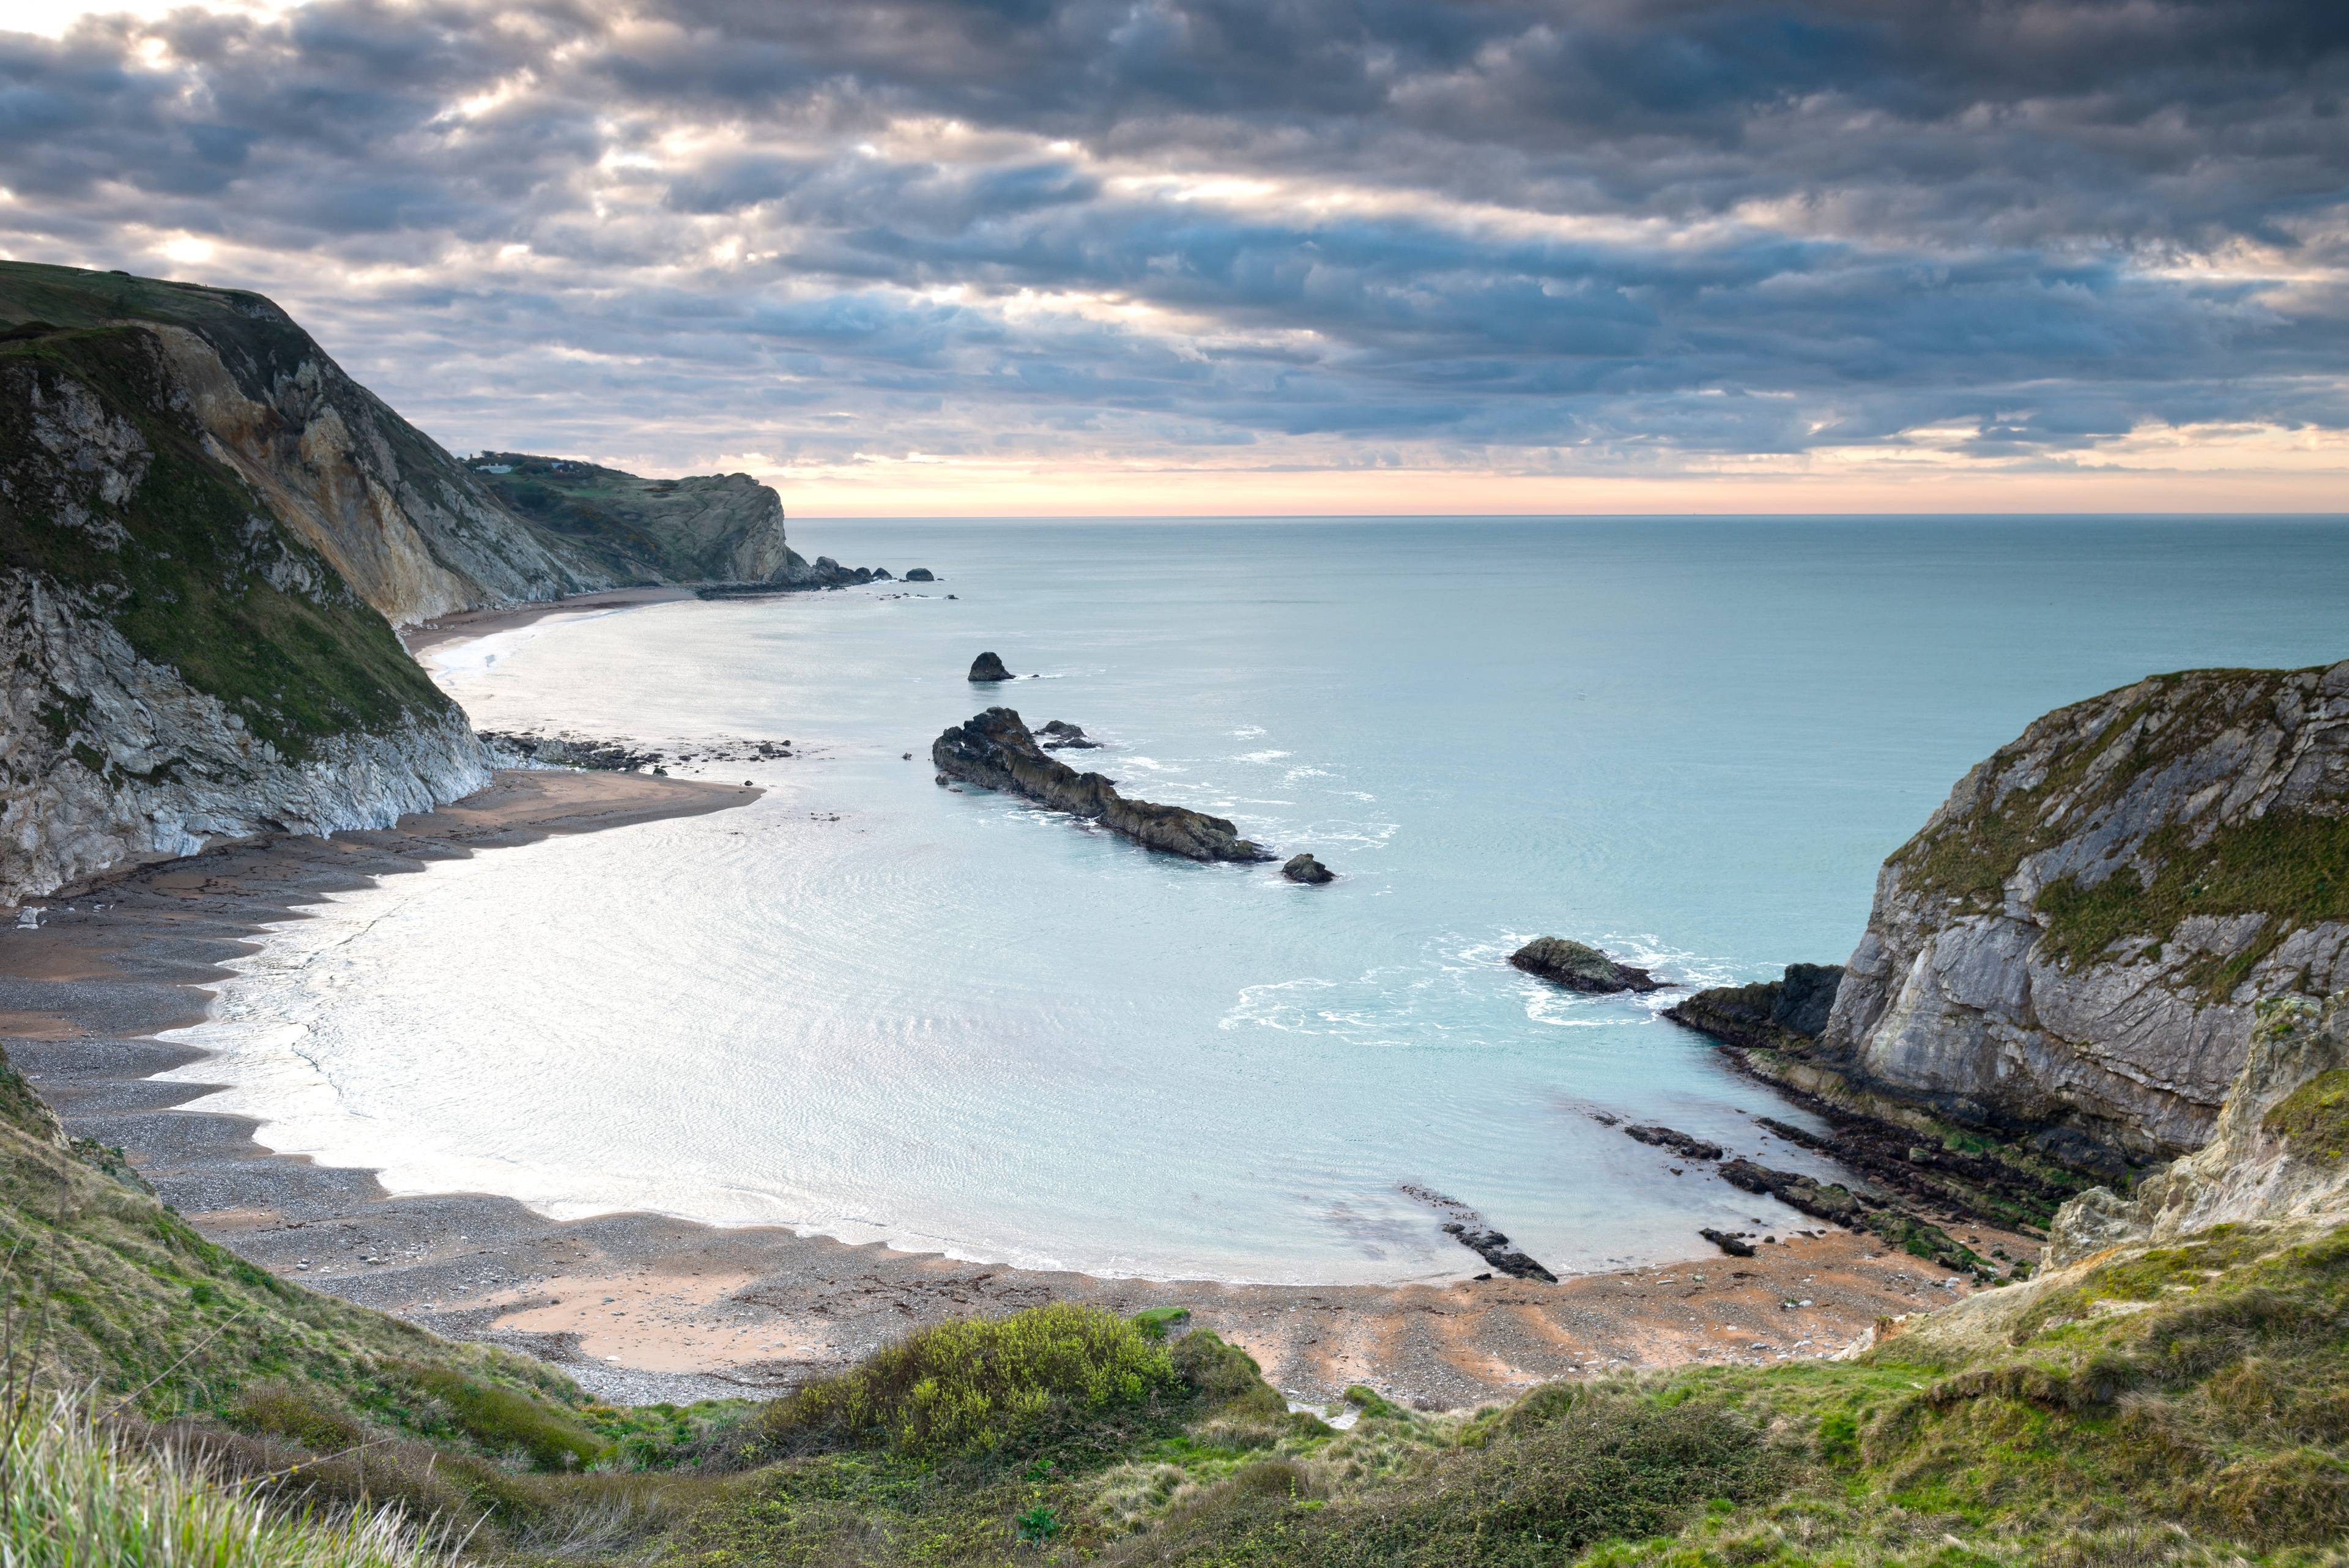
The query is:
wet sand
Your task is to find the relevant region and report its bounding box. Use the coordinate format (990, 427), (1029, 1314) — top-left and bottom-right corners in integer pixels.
(401, 586), (697, 658)
(0, 766), (2021, 1410)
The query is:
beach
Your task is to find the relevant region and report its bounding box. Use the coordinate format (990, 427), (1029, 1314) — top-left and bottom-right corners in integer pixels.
(0, 729), (2024, 1409)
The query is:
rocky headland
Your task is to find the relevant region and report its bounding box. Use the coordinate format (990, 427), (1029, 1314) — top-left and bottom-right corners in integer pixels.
(0, 261), (892, 906)
(932, 707), (1271, 863)
(1508, 937), (1662, 993)
(1668, 661), (2349, 1241)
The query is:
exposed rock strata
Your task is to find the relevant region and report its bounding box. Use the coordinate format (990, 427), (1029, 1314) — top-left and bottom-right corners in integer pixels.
(1818, 663), (2349, 1162)
(1624, 1124), (1723, 1161)
(930, 708), (1270, 863)
(1508, 937), (1661, 993)
(0, 311), (491, 904)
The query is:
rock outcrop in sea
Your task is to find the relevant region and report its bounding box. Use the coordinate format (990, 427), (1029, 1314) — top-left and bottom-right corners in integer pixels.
(1398, 1184), (1558, 1282)
(1676, 664), (2349, 1172)
(968, 652), (1015, 683)
(1508, 937), (1661, 993)
(930, 708), (1269, 863)
(1282, 853), (1334, 884)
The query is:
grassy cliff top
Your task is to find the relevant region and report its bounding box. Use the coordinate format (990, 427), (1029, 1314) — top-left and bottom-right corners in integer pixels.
(466, 451), (789, 585)
(1888, 663), (2349, 986)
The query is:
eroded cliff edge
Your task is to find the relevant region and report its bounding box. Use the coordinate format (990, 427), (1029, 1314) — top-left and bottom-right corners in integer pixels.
(1, 293), (497, 902)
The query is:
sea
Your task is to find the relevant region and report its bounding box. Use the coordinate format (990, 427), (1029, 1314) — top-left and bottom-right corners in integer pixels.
(161, 516), (2349, 1285)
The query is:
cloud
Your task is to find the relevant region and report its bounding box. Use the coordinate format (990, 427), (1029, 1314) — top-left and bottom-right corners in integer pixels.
(3, 0), (2347, 510)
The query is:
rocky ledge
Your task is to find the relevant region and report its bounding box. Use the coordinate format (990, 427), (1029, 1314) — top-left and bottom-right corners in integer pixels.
(1668, 963), (2113, 1234)
(1508, 937), (1661, 993)
(931, 707), (1271, 863)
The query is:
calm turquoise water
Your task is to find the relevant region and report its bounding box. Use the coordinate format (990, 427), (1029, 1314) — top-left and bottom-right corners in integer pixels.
(168, 518), (2349, 1283)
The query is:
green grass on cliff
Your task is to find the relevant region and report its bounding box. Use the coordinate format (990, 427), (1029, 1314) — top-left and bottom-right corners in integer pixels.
(0, 321), (451, 759)
(1, 319), (453, 761)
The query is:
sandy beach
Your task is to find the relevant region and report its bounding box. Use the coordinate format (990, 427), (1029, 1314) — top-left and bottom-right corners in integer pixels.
(0, 751), (2027, 1410)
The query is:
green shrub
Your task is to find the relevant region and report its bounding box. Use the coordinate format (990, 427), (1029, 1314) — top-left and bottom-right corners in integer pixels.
(389, 1362), (607, 1472)
(763, 1303), (1178, 1458)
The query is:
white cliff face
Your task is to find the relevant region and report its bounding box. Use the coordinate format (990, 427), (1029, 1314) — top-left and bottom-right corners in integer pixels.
(0, 574), (488, 905)
(1823, 663), (2349, 1161)
(2046, 993), (2349, 1266)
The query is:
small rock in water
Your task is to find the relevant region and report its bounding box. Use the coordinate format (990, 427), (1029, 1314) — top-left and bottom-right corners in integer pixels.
(905, 567), (936, 581)
(1508, 937), (1663, 993)
(1282, 853), (1335, 884)
(968, 650), (1014, 682)
(1037, 719), (1100, 749)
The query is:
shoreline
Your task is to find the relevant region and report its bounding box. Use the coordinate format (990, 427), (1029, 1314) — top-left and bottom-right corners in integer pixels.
(0, 768), (2027, 1409)
(401, 585), (697, 658)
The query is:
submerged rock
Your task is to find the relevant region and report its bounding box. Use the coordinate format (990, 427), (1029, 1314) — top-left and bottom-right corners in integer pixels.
(968, 651), (1015, 682)
(1624, 1124), (1724, 1162)
(1282, 853), (1335, 884)
(1508, 937), (1662, 994)
(1037, 719), (1100, 749)
(1399, 1184), (1557, 1282)
(931, 707), (1270, 863)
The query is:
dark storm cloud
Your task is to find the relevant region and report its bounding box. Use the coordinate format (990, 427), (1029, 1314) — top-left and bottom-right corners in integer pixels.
(3, 0), (2346, 480)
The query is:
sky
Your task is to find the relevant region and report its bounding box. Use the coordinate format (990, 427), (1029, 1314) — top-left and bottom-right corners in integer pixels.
(4, 0), (2347, 515)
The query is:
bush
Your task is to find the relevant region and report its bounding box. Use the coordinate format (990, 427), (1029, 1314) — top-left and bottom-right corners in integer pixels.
(763, 1303), (1179, 1458)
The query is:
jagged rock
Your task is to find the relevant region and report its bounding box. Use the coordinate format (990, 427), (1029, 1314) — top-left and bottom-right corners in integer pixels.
(1816, 663), (2349, 1162)
(1699, 1228), (1756, 1258)
(1282, 853), (1334, 884)
(1508, 937), (1661, 993)
(1399, 1184), (1558, 1282)
(930, 708), (1269, 863)
(1624, 1125), (1724, 1161)
(1037, 720), (1100, 749)
(905, 568), (935, 582)
(968, 652), (1015, 683)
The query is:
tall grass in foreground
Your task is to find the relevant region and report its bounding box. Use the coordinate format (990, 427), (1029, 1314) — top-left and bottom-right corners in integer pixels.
(0, 1392), (459, 1568)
